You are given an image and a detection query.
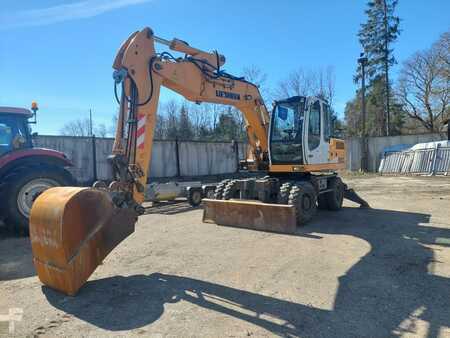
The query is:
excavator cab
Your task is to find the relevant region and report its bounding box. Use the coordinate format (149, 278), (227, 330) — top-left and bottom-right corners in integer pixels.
(269, 96), (307, 165)
(269, 96), (334, 167)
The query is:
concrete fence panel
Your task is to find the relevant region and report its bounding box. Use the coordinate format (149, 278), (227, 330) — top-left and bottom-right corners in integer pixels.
(178, 141), (237, 176)
(35, 135), (241, 183)
(149, 141), (178, 178)
(35, 135), (95, 183)
(95, 138), (114, 180)
(345, 137), (362, 171)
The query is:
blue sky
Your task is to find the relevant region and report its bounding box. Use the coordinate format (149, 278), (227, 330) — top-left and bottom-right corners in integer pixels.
(1, 0), (449, 135)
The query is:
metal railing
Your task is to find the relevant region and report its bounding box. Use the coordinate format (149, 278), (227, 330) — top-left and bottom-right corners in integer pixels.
(379, 143), (450, 176)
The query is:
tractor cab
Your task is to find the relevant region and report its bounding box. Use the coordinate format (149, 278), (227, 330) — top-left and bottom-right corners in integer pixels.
(269, 96), (334, 166)
(0, 102), (74, 233)
(0, 107), (34, 156)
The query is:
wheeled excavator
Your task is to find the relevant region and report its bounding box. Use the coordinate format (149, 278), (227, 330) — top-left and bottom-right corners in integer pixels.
(29, 27), (368, 296)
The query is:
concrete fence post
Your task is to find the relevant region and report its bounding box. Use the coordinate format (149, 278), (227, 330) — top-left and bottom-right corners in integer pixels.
(91, 134), (97, 183)
(174, 138), (181, 177)
(232, 140), (239, 173)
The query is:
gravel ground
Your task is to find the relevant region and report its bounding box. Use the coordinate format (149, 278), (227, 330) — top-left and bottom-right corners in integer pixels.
(1, 175), (450, 337)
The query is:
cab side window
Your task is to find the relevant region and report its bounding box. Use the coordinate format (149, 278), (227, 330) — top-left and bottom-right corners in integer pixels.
(0, 122), (13, 155)
(308, 100), (321, 150)
(323, 103), (331, 142)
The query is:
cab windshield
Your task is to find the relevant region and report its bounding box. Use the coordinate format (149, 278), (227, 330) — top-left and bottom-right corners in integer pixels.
(270, 99), (305, 164)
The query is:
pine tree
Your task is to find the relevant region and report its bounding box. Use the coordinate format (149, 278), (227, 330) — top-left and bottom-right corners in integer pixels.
(356, 0), (400, 135)
(178, 104), (194, 140)
(345, 77), (405, 137)
(214, 111), (240, 141)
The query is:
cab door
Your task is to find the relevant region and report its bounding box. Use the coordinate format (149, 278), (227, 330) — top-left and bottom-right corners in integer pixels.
(303, 99), (330, 165)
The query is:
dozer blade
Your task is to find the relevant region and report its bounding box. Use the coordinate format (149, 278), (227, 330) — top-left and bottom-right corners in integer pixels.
(202, 199), (297, 234)
(29, 187), (137, 296)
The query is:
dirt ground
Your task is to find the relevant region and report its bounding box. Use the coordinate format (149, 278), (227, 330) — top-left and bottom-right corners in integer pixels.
(1, 175), (450, 337)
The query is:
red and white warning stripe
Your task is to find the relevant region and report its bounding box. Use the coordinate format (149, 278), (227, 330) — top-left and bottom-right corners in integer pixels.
(136, 114), (146, 149)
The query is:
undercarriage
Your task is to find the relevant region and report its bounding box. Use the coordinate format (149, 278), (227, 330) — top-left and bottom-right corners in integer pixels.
(206, 173), (369, 228)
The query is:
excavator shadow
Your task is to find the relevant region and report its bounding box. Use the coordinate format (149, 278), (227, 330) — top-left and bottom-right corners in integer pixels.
(43, 206), (450, 337)
(143, 200), (198, 215)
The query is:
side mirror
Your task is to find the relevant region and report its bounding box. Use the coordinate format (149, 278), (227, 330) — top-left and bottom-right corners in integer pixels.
(29, 101), (39, 124)
(32, 132), (39, 137)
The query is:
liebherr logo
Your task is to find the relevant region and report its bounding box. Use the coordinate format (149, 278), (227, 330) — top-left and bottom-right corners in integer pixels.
(215, 90), (240, 100)
(0, 308), (23, 334)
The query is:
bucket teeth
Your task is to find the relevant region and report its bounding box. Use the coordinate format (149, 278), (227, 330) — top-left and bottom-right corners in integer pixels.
(30, 187), (137, 296)
(202, 199), (297, 234)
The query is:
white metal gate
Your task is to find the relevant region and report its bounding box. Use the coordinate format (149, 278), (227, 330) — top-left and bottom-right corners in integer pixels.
(379, 141), (450, 176)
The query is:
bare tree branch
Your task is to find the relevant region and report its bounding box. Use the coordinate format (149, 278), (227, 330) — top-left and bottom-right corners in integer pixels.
(396, 34), (449, 133)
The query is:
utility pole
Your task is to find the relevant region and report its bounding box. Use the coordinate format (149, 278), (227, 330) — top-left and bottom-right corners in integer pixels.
(382, 0), (390, 136)
(358, 53), (368, 171)
(89, 108), (97, 182)
(89, 109), (93, 137)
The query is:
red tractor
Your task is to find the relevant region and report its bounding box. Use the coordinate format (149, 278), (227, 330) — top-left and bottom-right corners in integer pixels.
(0, 103), (74, 232)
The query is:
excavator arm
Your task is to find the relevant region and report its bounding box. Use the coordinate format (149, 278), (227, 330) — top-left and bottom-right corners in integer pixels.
(29, 27), (271, 296)
(111, 27), (270, 204)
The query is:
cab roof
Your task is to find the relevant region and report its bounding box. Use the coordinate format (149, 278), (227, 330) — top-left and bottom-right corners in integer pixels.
(0, 106), (33, 117)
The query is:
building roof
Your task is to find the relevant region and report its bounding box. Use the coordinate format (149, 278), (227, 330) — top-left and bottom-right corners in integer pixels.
(0, 106), (33, 117)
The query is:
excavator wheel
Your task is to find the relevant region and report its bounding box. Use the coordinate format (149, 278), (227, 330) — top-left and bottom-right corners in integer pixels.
(318, 177), (344, 211)
(29, 187), (137, 296)
(317, 194), (328, 210)
(222, 180), (239, 200)
(277, 182), (292, 204)
(213, 179), (230, 199)
(288, 182), (317, 225)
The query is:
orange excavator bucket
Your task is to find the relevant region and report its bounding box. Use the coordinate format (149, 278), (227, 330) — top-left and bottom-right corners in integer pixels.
(29, 187), (137, 296)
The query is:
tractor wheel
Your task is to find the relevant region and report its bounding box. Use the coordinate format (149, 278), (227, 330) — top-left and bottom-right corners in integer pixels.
(187, 189), (202, 207)
(277, 182), (292, 204)
(288, 181), (317, 225)
(5, 166), (74, 233)
(324, 177), (344, 211)
(214, 179), (230, 199)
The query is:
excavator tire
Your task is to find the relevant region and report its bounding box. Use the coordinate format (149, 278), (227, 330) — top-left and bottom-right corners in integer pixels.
(214, 179), (230, 199)
(288, 181), (317, 225)
(317, 194), (328, 210)
(277, 182), (292, 204)
(222, 180), (239, 200)
(323, 177), (344, 211)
